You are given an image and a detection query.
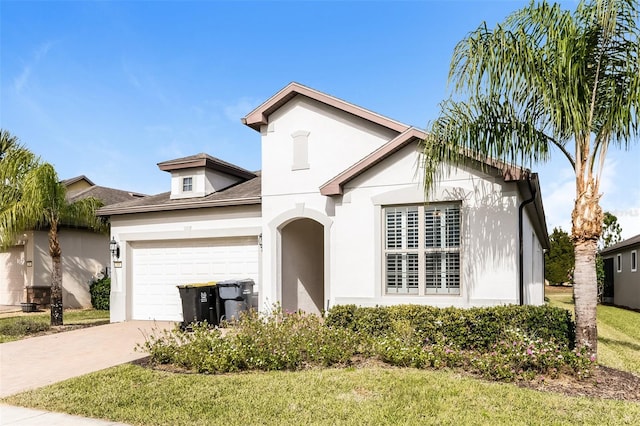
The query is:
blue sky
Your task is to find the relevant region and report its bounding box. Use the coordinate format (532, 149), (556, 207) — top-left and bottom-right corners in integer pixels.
(1, 0), (638, 238)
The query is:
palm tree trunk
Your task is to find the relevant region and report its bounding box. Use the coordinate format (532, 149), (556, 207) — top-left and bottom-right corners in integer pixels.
(49, 223), (63, 326)
(571, 179), (602, 358)
(573, 239), (598, 356)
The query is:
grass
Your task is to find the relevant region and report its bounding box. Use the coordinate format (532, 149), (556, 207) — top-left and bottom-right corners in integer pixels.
(0, 309), (110, 343)
(3, 296), (638, 424)
(545, 285), (640, 375)
(3, 364), (640, 425)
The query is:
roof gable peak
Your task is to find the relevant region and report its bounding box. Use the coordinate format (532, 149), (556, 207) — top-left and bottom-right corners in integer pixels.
(242, 82), (409, 134)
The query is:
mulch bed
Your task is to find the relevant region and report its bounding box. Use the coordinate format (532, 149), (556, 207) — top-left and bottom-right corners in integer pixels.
(516, 365), (640, 402)
(21, 321), (110, 339)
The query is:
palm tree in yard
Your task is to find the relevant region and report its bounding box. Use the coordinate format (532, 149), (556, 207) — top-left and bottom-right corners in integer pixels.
(0, 130), (106, 325)
(424, 0), (639, 357)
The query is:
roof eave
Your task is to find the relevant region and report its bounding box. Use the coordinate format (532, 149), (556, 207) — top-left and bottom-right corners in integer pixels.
(97, 197), (261, 216)
(158, 156), (256, 180)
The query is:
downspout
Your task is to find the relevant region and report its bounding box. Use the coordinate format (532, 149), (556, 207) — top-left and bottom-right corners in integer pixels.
(518, 175), (536, 306)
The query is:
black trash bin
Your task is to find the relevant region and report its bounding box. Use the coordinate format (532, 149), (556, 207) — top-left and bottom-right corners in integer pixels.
(176, 282), (218, 327)
(217, 279), (255, 322)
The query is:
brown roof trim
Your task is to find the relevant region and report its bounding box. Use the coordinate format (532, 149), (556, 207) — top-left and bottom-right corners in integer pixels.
(319, 127), (548, 247)
(97, 196), (261, 216)
(157, 153), (256, 180)
(242, 82), (409, 133)
(320, 127), (531, 196)
(320, 127), (426, 196)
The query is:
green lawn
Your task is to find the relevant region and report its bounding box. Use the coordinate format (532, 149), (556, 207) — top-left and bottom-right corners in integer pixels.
(545, 286), (640, 375)
(3, 297), (639, 425)
(3, 364), (640, 426)
(0, 309), (110, 343)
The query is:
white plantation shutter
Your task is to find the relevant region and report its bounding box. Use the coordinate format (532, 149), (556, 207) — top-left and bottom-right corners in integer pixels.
(385, 203), (461, 295)
(385, 207), (420, 294)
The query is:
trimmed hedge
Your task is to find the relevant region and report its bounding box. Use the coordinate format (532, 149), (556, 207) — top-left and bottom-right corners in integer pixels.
(325, 304), (575, 349)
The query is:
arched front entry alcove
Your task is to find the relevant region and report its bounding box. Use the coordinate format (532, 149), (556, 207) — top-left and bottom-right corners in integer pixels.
(280, 218), (324, 315)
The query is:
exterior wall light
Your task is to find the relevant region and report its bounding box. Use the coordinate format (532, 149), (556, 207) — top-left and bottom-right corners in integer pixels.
(109, 237), (120, 260)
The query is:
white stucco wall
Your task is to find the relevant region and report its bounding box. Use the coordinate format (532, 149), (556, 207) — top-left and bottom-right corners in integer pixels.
(330, 144), (522, 308)
(521, 211), (545, 306)
(169, 168), (242, 199)
(259, 96), (400, 310)
(259, 97), (545, 310)
(261, 96), (399, 199)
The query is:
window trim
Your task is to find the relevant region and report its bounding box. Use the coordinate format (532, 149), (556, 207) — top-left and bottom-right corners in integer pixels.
(631, 250), (637, 272)
(182, 176), (193, 193)
(616, 253), (622, 273)
(383, 202), (461, 296)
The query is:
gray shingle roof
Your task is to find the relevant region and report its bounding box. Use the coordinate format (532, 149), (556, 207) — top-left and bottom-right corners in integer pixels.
(600, 234), (640, 255)
(97, 174), (261, 216)
(62, 175), (95, 187)
(67, 185), (147, 206)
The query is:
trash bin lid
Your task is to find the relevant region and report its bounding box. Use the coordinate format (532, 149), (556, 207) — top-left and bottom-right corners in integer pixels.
(217, 279), (241, 287)
(176, 281), (216, 289)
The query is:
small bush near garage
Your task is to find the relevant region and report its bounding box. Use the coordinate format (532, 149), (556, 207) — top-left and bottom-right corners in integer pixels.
(141, 308), (361, 373)
(90, 277), (111, 310)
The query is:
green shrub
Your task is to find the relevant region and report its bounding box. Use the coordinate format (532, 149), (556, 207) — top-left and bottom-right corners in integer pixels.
(0, 317), (50, 336)
(140, 308), (361, 373)
(89, 277), (110, 310)
(141, 304), (591, 382)
(326, 304), (575, 349)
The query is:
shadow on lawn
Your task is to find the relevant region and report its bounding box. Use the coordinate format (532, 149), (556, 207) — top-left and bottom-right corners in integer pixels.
(598, 336), (640, 352)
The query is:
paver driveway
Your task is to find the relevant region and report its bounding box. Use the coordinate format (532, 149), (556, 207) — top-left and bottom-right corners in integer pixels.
(0, 320), (175, 398)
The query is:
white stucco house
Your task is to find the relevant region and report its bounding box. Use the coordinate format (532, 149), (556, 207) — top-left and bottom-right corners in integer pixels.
(98, 82), (549, 323)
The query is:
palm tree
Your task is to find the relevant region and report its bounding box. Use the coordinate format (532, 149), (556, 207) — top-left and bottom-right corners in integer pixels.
(0, 130), (38, 210)
(423, 0), (639, 357)
(0, 130), (106, 325)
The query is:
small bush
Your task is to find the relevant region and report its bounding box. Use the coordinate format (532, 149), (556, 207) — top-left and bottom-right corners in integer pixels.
(0, 317), (50, 336)
(89, 277), (110, 310)
(140, 308), (361, 373)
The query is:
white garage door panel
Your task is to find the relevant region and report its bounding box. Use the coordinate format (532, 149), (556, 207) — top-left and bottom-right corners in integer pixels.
(131, 238), (259, 321)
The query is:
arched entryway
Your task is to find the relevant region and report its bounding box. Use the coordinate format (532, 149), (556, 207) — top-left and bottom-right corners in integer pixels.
(280, 218), (324, 315)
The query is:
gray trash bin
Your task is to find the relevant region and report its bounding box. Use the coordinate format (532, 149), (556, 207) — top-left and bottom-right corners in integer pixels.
(217, 279), (255, 321)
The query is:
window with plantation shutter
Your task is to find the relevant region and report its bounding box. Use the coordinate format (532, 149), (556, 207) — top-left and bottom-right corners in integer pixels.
(384, 203), (461, 295)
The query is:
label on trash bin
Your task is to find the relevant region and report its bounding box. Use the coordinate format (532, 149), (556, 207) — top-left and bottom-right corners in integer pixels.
(200, 291), (207, 302)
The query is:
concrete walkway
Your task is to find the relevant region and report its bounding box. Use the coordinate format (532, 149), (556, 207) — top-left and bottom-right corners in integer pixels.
(1, 320), (175, 425)
(0, 404), (131, 425)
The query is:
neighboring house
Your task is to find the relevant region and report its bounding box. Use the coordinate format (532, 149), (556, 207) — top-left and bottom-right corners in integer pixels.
(601, 234), (640, 310)
(0, 176), (145, 308)
(98, 82), (549, 323)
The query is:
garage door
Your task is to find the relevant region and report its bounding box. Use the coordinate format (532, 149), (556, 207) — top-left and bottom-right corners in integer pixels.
(0, 246), (25, 305)
(131, 237), (259, 321)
